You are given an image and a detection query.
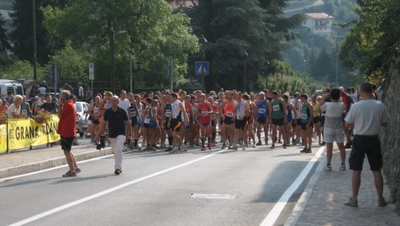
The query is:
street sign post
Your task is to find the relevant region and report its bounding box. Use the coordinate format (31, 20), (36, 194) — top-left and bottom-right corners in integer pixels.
(89, 63), (94, 101)
(195, 61), (209, 75)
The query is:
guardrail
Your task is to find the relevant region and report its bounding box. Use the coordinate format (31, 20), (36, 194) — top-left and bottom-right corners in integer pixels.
(0, 115), (60, 154)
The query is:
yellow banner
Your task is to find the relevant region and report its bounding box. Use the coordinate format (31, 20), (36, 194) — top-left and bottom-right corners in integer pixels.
(0, 124), (6, 153)
(7, 115), (60, 151)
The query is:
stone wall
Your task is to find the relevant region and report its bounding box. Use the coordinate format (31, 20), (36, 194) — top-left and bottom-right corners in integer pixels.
(381, 57), (400, 213)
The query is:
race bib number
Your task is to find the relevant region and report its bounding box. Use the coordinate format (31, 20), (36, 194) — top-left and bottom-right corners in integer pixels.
(226, 112), (233, 117)
(201, 110), (208, 116)
(165, 111), (171, 118)
(273, 105), (280, 111)
(313, 109), (317, 114)
(144, 117), (150, 123)
(258, 109), (266, 114)
(22, 110), (27, 114)
(302, 113), (307, 120)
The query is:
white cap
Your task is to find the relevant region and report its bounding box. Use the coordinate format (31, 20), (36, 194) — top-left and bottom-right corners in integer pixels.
(259, 91), (265, 96)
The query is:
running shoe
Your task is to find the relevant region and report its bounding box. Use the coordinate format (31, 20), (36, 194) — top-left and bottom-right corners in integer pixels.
(114, 169), (122, 175)
(62, 170), (76, 177)
(75, 167), (81, 174)
(270, 144), (275, 149)
(324, 165), (332, 171)
(207, 143), (212, 150)
(201, 146), (206, 151)
(340, 164), (346, 171)
(256, 141), (262, 146)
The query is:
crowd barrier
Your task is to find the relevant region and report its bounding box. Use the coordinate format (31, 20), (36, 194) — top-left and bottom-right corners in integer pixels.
(0, 115), (60, 154)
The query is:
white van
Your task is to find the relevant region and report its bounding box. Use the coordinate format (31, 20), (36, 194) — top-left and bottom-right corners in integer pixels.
(0, 79), (24, 103)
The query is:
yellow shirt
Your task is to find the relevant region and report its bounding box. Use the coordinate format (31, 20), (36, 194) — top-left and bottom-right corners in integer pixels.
(311, 102), (320, 117)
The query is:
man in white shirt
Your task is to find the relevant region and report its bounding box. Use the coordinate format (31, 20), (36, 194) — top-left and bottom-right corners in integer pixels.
(344, 82), (389, 208)
(78, 83), (84, 101)
(7, 95), (27, 119)
(37, 86), (46, 95)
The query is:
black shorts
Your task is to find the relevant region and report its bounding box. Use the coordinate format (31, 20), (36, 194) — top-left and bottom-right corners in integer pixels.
(170, 119), (182, 132)
(61, 137), (74, 151)
(313, 116), (321, 124)
(92, 119), (100, 125)
(256, 117), (267, 124)
(144, 123), (150, 128)
(272, 117), (284, 126)
(321, 115), (325, 126)
(223, 117), (234, 125)
(235, 118), (247, 130)
(211, 119), (216, 127)
(301, 121), (314, 130)
(349, 135), (382, 171)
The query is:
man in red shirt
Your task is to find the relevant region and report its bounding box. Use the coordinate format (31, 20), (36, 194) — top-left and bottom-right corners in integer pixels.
(57, 90), (80, 177)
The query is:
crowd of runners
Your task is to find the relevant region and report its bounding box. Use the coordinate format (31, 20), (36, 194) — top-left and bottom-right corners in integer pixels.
(84, 87), (358, 154)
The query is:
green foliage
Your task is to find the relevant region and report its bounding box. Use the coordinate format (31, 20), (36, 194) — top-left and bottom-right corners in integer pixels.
(1, 60), (46, 81)
(43, 0), (198, 90)
(339, 0), (400, 85)
(0, 0), (13, 10)
(9, 0), (67, 65)
(0, 15), (10, 52)
(49, 41), (89, 84)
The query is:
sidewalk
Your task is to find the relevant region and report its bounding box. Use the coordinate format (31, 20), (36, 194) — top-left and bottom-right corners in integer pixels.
(1, 140), (399, 225)
(285, 148), (400, 226)
(0, 139), (114, 179)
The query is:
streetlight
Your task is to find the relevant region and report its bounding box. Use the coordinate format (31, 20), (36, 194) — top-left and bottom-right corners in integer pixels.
(199, 35), (208, 92)
(242, 50), (248, 92)
(109, 26), (115, 94)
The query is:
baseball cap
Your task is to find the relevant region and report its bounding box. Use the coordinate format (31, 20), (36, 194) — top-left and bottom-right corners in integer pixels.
(259, 91), (265, 96)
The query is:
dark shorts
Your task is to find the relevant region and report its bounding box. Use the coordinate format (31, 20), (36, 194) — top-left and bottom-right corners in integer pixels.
(292, 119), (301, 128)
(321, 115), (325, 126)
(131, 117), (139, 127)
(349, 135), (382, 171)
(257, 117), (267, 124)
(313, 116), (321, 124)
(149, 120), (157, 129)
(61, 137), (74, 151)
(301, 121), (314, 130)
(272, 117), (284, 126)
(170, 119), (182, 132)
(144, 123), (150, 128)
(223, 117), (234, 125)
(92, 119), (100, 125)
(235, 118), (247, 130)
(211, 119), (216, 127)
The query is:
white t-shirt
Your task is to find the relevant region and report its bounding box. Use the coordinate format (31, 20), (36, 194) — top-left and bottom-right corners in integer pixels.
(37, 87), (46, 95)
(291, 98), (302, 119)
(320, 102), (345, 129)
(118, 98), (130, 115)
(345, 99), (389, 135)
(78, 86), (84, 97)
(7, 104), (21, 119)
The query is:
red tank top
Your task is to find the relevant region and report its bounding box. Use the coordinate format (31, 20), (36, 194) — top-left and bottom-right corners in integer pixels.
(199, 102), (211, 123)
(224, 102), (235, 117)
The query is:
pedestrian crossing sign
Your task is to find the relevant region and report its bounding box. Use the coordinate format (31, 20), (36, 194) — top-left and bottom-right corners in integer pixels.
(195, 61), (209, 75)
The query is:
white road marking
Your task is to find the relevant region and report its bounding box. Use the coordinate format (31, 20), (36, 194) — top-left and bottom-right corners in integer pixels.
(260, 146), (325, 226)
(9, 150), (226, 226)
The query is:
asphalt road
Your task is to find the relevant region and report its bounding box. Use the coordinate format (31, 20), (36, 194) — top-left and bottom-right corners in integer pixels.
(1, 140), (323, 226)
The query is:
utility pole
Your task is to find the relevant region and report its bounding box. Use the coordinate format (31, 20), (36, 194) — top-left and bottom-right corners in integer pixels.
(32, 0), (37, 80)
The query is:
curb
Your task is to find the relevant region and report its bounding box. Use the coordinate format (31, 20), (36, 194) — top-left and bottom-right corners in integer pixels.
(0, 147), (114, 179)
(284, 146), (327, 226)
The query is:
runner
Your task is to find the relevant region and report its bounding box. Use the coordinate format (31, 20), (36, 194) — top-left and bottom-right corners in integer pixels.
(282, 94), (296, 147)
(233, 92), (250, 151)
(169, 93), (188, 153)
(300, 94), (313, 153)
(208, 96), (218, 145)
(190, 95), (200, 147)
(291, 92), (302, 145)
(219, 91), (235, 149)
(243, 94), (256, 148)
(184, 95), (193, 149)
(142, 97), (152, 150)
(255, 91), (271, 145)
(127, 93), (140, 149)
(196, 93), (213, 150)
(310, 94), (322, 144)
(270, 91), (287, 149)
(148, 100), (159, 151)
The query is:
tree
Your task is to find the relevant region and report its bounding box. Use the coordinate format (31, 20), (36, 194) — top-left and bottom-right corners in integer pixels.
(9, 0), (68, 65)
(0, 15), (10, 53)
(43, 0), (198, 89)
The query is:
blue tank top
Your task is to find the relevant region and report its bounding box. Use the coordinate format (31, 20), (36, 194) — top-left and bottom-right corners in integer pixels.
(286, 104), (293, 122)
(257, 100), (268, 118)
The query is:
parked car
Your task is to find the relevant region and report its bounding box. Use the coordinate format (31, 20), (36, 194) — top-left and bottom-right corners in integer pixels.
(74, 101), (90, 137)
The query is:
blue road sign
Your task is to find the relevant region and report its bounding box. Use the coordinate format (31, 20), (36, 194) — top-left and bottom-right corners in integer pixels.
(195, 61), (209, 75)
